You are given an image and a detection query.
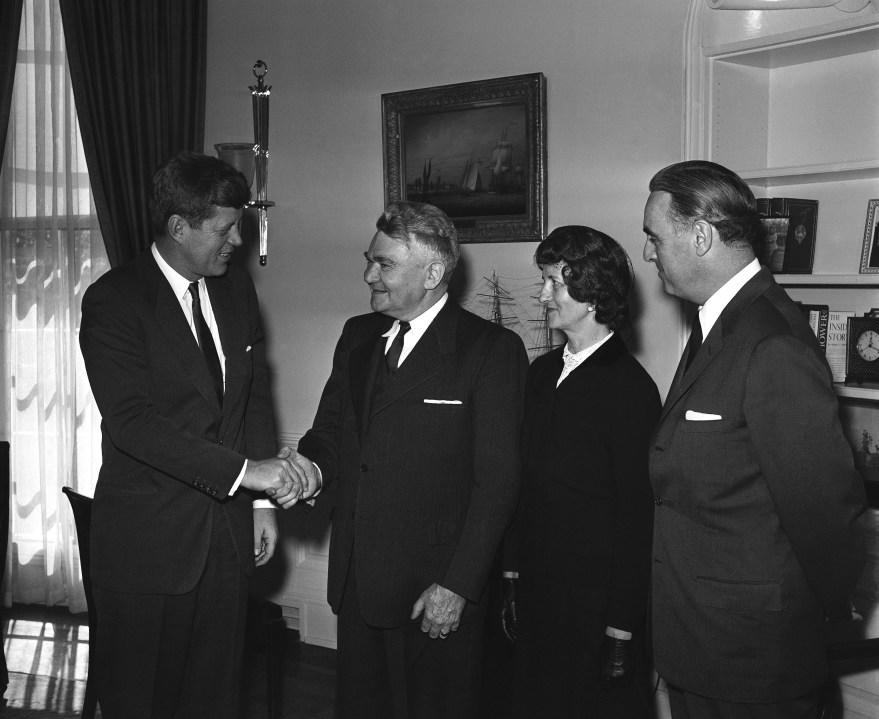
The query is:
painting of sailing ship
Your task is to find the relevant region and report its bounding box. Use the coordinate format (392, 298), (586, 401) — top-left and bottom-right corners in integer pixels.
(401, 106), (527, 219)
(382, 73), (546, 243)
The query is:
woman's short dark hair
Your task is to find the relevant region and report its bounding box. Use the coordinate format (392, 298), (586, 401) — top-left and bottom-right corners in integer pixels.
(535, 225), (633, 331)
(151, 152), (251, 235)
(648, 160), (765, 252)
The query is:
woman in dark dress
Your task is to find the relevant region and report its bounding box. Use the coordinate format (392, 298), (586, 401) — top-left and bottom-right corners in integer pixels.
(504, 225), (660, 718)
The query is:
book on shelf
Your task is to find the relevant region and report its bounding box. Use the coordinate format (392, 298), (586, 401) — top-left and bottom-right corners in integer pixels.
(757, 197), (819, 274)
(827, 310), (854, 384)
(798, 303), (829, 352)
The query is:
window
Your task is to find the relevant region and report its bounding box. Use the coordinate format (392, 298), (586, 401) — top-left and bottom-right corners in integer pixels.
(0, 0), (108, 610)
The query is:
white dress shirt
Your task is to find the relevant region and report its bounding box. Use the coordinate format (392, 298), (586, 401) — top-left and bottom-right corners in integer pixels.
(695, 258), (761, 343)
(151, 244), (259, 502)
(381, 293), (449, 365)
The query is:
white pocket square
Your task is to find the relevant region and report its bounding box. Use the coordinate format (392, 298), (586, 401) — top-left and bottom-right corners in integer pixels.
(685, 410), (722, 421)
(424, 399), (462, 405)
(245, 345), (252, 352)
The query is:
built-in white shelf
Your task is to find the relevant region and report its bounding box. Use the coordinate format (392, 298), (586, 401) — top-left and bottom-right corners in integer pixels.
(739, 161), (879, 187)
(836, 383), (879, 401)
(704, 15), (879, 66)
(776, 274), (879, 286)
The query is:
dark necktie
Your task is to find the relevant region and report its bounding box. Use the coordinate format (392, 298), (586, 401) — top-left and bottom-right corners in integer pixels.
(684, 318), (703, 372)
(386, 321), (411, 372)
(189, 282), (223, 402)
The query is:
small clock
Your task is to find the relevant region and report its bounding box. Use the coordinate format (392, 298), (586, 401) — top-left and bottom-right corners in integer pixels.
(845, 315), (879, 385)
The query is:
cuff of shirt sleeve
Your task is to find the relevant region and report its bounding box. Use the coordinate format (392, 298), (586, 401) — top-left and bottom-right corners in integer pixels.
(229, 459), (247, 496)
(313, 462), (323, 498)
(605, 626), (632, 640)
(252, 498), (276, 509)
(502, 571), (519, 579)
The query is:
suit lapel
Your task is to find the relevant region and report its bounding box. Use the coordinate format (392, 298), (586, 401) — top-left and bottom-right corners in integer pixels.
(661, 324), (724, 420)
(144, 253), (222, 412)
(350, 332), (386, 434)
(661, 268), (772, 421)
(207, 274), (242, 417)
(367, 301), (458, 419)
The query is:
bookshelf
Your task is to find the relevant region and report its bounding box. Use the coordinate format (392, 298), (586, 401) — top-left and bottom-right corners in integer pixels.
(687, 10), (879, 379)
(683, 5), (879, 718)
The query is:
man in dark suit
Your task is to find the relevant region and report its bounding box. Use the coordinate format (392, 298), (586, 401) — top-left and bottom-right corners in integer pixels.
(642, 160), (867, 718)
(297, 201), (528, 719)
(79, 152), (309, 718)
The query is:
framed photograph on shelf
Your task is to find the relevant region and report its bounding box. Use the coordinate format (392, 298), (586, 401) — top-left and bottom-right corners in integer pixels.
(758, 217), (789, 273)
(381, 73), (547, 243)
(780, 199), (818, 274)
(859, 199), (879, 274)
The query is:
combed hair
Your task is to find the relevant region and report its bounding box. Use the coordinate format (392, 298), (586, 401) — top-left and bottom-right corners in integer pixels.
(376, 201), (460, 282)
(649, 160), (765, 252)
(151, 152), (251, 234)
(535, 225), (633, 331)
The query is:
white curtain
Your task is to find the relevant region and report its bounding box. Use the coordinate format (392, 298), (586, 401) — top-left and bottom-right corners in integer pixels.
(0, 0), (109, 612)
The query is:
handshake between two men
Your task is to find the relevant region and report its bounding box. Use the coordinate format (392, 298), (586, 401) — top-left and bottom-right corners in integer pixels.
(242, 446), (321, 509)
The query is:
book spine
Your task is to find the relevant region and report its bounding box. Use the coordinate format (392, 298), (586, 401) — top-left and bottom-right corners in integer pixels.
(827, 311), (854, 384)
(770, 197), (791, 217)
(815, 307), (829, 351)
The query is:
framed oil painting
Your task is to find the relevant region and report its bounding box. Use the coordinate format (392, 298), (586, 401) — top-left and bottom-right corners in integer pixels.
(382, 73), (547, 243)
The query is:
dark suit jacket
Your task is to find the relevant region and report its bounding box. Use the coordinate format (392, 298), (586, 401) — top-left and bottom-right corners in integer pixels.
(651, 267), (867, 702)
(299, 301), (528, 628)
(508, 335), (660, 633)
(79, 249), (277, 595)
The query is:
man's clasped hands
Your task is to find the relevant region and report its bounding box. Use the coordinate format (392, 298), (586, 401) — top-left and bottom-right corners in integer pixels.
(242, 446), (321, 508)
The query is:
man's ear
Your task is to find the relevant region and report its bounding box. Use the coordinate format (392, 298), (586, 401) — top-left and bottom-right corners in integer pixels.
(424, 259), (446, 290)
(693, 219), (713, 258)
(167, 214), (188, 245)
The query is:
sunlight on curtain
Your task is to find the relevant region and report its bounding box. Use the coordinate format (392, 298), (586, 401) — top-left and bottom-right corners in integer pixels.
(0, 0), (109, 612)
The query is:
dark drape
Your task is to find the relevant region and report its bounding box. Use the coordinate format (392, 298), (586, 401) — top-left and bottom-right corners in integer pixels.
(59, 0), (207, 267)
(0, 0), (24, 166)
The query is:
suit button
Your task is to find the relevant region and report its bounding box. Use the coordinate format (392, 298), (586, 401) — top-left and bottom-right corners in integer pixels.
(654, 496), (663, 506)
(360, 464), (368, 472)
(218, 439), (224, 445)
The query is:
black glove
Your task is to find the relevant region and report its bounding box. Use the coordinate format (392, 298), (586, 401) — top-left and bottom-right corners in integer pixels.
(600, 635), (633, 684)
(500, 577), (518, 643)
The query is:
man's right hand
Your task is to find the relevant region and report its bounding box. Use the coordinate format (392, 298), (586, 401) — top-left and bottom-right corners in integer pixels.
(241, 448), (304, 508)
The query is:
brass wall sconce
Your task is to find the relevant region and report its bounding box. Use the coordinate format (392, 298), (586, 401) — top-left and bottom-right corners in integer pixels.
(216, 60), (274, 265)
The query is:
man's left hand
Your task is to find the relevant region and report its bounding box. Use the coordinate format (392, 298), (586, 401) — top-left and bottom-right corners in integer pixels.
(410, 583), (465, 639)
(253, 508), (279, 566)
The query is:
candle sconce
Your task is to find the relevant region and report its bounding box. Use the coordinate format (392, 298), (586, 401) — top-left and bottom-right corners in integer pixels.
(215, 59), (274, 265)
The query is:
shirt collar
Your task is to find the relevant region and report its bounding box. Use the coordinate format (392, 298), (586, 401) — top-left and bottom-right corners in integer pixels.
(698, 258), (760, 340)
(562, 331), (614, 366)
(382, 293), (449, 337)
(152, 242), (199, 301)
(557, 332), (614, 387)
